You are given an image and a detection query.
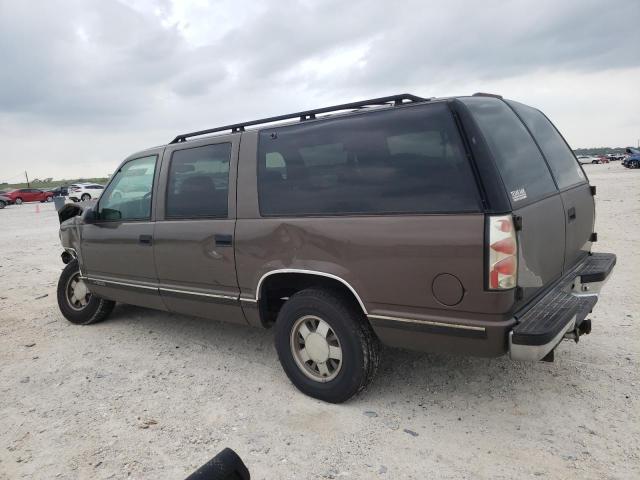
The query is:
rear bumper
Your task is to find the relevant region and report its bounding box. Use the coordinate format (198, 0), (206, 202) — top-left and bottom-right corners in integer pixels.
(509, 252), (616, 361)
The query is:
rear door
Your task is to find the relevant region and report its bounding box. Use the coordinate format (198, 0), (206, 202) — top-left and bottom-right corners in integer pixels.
(153, 134), (246, 325)
(506, 101), (593, 271)
(459, 97), (565, 305)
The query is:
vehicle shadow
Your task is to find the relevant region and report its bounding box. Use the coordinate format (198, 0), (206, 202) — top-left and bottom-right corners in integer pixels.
(106, 304), (561, 406)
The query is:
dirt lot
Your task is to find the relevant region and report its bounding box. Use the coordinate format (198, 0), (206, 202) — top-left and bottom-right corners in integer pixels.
(0, 164), (638, 479)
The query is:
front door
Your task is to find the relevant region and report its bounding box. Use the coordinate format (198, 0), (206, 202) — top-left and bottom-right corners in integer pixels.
(81, 153), (165, 311)
(153, 135), (246, 325)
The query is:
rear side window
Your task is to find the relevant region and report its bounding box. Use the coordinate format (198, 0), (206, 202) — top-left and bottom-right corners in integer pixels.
(461, 97), (557, 205)
(258, 103), (480, 216)
(507, 101), (586, 190)
(166, 143), (231, 218)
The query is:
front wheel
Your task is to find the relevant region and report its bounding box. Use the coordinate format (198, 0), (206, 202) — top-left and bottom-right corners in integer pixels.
(57, 259), (115, 325)
(15, 197), (23, 205)
(46, 196), (53, 202)
(81, 193), (91, 201)
(274, 288), (380, 403)
(0, 200), (5, 209)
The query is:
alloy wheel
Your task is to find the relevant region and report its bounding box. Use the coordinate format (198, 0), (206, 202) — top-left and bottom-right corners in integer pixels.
(65, 272), (91, 311)
(290, 315), (343, 382)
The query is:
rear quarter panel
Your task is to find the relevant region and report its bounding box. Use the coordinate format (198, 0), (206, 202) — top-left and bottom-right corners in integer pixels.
(236, 131), (514, 325)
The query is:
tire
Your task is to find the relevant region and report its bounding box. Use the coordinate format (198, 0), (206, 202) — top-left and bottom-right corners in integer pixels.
(81, 193), (91, 201)
(592, 160), (598, 164)
(57, 259), (115, 325)
(15, 197), (23, 205)
(0, 201), (5, 209)
(274, 288), (380, 403)
(46, 196), (53, 202)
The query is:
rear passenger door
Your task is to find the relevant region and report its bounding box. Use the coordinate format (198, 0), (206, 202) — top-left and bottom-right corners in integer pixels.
(460, 97), (565, 304)
(153, 135), (246, 325)
(506, 101), (593, 272)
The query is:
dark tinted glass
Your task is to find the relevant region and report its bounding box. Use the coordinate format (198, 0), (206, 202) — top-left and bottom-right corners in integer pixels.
(461, 97), (557, 205)
(258, 103), (479, 216)
(166, 143), (231, 218)
(507, 100), (586, 190)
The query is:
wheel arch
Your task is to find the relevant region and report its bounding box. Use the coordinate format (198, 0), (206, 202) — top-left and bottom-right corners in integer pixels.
(255, 269), (368, 327)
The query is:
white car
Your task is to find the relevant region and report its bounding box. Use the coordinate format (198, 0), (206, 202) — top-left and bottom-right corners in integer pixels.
(576, 155), (599, 165)
(68, 183), (105, 202)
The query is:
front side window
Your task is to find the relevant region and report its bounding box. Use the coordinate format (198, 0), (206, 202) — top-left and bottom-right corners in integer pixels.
(507, 100), (586, 190)
(98, 155), (157, 221)
(461, 97), (557, 206)
(257, 103), (480, 216)
(166, 143), (231, 218)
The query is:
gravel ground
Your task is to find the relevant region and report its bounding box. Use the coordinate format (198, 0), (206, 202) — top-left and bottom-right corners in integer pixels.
(0, 164), (638, 479)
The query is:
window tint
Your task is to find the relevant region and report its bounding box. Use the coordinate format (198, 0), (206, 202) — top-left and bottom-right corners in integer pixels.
(258, 103), (479, 216)
(461, 97), (557, 205)
(507, 101), (586, 189)
(166, 143), (231, 218)
(99, 156), (156, 221)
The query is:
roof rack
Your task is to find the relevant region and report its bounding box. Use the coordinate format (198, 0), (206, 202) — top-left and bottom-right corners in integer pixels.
(169, 93), (426, 144)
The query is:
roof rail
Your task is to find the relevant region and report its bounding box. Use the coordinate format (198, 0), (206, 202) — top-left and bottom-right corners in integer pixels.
(169, 93), (426, 144)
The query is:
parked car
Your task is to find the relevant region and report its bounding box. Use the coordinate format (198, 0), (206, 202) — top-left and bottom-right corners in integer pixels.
(0, 194), (10, 209)
(56, 93), (616, 403)
(48, 185), (69, 197)
(4, 188), (54, 204)
(68, 183), (104, 202)
(622, 147), (640, 168)
(606, 153), (624, 161)
(577, 155), (596, 164)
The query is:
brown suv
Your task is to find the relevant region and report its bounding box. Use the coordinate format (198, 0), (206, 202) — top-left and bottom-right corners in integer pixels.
(56, 93), (616, 403)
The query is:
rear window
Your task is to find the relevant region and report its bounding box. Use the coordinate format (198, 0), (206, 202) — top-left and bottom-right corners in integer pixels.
(257, 103), (480, 216)
(507, 101), (586, 190)
(461, 97), (557, 205)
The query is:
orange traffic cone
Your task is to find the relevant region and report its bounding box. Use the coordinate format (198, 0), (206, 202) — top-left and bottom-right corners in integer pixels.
(35, 204), (40, 214)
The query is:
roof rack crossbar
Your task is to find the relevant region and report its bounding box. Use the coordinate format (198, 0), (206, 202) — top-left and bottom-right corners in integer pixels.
(169, 93), (426, 144)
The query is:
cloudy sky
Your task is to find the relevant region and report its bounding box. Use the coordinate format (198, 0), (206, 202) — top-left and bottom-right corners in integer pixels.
(0, 0), (639, 181)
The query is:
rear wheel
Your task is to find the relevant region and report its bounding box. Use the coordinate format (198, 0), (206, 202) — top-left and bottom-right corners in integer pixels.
(0, 200), (5, 209)
(57, 259), (115, 325)
(81, 193), (91, 201)
(15, 197), (23, 205)
(274, 288), (380, 403)
(46, 196), (53, 202)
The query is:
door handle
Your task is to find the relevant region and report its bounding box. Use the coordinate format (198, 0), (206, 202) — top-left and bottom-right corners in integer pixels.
(215, 234), (233, 247)
(139, 234), (153, 246)
(568, 207), (576, 222)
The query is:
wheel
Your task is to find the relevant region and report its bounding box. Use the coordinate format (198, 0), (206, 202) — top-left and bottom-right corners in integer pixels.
(0, 200), (5, 209)
(81, 193), (91, 201)
(633, 160), (640, 169)
(46, 196), (53, 202)
(274, 288), (380, 403)
(592, 160), (598, 164)
(15, 197), (23, 205)
(57, 259), (115, 325)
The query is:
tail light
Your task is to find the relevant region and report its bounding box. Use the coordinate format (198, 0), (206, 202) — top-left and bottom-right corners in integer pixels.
(488, 215), (518, 290)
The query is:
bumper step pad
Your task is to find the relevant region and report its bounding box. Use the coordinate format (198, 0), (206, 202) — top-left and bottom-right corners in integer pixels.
(577, 253), (616, 283)
(512, 290), (583, 346)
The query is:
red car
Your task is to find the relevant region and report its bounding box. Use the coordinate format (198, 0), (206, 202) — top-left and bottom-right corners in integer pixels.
(4, 188), (54, 204)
